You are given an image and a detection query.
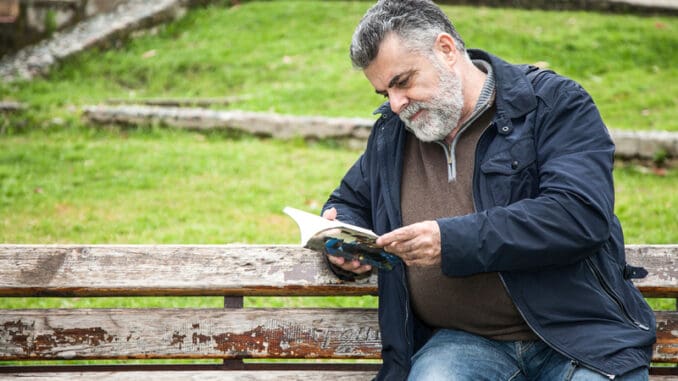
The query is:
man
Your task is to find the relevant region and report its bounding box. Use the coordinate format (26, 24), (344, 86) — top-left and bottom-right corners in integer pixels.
(321, 0), (656, 380)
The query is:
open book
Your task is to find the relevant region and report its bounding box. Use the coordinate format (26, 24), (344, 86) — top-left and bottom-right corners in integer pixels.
(283, 206), (399, 270)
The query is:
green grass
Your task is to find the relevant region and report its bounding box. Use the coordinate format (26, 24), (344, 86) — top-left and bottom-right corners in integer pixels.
(1, 1), (676, 130)
(1, 126), (675, 244)
(0, 128), (360, 243)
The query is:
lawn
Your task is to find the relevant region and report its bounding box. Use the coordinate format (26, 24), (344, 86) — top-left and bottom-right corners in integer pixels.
(1, 1), (675, 130)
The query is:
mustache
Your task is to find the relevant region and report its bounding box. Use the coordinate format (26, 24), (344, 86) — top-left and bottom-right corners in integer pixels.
(399, 102), (423, 120)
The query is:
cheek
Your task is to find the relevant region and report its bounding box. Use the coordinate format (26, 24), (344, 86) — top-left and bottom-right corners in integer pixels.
(409, 80), (440, 102)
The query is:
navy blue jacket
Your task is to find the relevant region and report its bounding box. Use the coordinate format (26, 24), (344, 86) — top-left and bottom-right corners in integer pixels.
(323, 50), (656, 379)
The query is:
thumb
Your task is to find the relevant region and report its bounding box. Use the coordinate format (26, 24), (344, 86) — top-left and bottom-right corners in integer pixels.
(322, 207), (337, 220)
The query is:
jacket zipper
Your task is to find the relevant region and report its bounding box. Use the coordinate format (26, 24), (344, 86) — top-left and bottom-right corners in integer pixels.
(401, 264), (411, 348)
(585, 258), (650, 331)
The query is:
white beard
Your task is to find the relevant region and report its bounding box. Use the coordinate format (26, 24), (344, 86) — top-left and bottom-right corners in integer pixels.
(399, 61), (464, 142)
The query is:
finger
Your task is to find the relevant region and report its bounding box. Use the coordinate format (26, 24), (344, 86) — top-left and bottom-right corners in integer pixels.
(376, 225), (417, 247)
(328, 255), (365, 273)
(322, 207), (337, 220)
(386, 239), (419, 254)
(343, 257), (371, 273)
(354, 264), (373, 274)
(384, 238), (427, 258)
(343, 257), (373, 273)
(327, 254), (345, 266)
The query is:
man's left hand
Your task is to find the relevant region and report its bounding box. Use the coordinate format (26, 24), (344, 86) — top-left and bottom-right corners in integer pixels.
(376, 221), (441, 266)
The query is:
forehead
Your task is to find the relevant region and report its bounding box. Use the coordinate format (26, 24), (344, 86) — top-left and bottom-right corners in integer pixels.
(363, 34), (428, 89)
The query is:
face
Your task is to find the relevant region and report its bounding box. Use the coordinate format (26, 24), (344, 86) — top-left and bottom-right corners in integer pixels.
(364, 34), (464, 142)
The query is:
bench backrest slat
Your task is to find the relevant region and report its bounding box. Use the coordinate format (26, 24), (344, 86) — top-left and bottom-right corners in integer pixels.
(0, 308), (381, 361)
(1, 308), (675, 363)
(0, 245), (377, 297)
(654, 310), (678, 363)
(625, 245), (678, 297)
(0, 244), (675, 297)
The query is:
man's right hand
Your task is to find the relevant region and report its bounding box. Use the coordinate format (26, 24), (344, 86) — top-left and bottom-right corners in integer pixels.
(322, 207), (373, 275)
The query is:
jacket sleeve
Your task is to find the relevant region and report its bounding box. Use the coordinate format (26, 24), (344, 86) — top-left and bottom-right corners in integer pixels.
(321, 121), (379, 280)
(438, 77), (617, 276)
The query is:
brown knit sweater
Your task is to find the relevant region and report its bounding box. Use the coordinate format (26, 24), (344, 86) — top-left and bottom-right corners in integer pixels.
(401, 96), (536, 341)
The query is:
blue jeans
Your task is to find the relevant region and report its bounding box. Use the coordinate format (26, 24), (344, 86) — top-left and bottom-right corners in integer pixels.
(407, 329), (648, 381)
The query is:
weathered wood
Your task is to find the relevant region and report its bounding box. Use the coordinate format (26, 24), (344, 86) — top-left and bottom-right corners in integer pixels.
(625, 245), (678, 298)
(0, 370), (377, 380)
(1, 308), (675, 364)
(655, 311), (678, 364)
(0, 363), (381, 373)
(0, 244), (675, 376)
(1, 244), (674, 297)
(0, 371), (676, 381)
(0, 308), (381, 361)
(0, 245), (377, 297)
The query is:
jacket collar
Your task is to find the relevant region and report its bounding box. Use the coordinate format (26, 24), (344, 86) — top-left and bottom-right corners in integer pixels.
(468, 49), (537, 119)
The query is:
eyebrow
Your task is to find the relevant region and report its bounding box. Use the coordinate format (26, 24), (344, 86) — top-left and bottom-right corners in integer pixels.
(375, 69), (417, 96)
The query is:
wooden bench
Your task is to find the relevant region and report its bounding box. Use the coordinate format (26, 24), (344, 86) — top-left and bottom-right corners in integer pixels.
(0, 244), (676, 380)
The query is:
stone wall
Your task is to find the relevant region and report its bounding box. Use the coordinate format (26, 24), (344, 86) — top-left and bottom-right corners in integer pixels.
(436, 0), (677, 15)
(0, 0), (199, 82)
(0, 0), (127, 56)
(83, 105), (678, 161)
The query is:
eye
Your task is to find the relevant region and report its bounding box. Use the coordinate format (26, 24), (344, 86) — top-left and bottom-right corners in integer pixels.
(397, 78), (409, 88)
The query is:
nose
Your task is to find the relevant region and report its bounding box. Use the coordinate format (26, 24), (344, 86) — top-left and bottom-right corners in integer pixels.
(388, 89), (409, 114)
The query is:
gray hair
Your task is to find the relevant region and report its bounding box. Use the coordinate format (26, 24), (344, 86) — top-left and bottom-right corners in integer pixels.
(350, 0), (466, 69)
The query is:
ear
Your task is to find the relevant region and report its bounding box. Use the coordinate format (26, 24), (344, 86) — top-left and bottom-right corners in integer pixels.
(434, 33), (459, 65)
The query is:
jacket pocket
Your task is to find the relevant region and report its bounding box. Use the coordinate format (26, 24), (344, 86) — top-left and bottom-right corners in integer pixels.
(479, 137), (538, 206)
(585, 257), (650, 331)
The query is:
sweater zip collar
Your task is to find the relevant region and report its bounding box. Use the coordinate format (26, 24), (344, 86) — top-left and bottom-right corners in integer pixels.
(437, 59), (496, 182)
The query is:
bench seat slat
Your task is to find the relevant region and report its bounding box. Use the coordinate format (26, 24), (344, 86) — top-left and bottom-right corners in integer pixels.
(1, 371), (676, 380)
(0, 371), (376, 380)
(1, 244), (675, 297)
(0, 308), (381, 361)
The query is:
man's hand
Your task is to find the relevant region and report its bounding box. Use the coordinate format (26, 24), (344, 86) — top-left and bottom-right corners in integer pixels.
(376, 221), (441, 266)
(322, 207), (373, 274)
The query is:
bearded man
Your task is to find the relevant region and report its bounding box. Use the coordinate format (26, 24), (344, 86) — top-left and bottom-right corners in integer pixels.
(321, 0), (656, 380)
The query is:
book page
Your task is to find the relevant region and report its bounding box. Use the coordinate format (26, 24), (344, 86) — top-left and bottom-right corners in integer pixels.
(283, 206), (378, 251)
